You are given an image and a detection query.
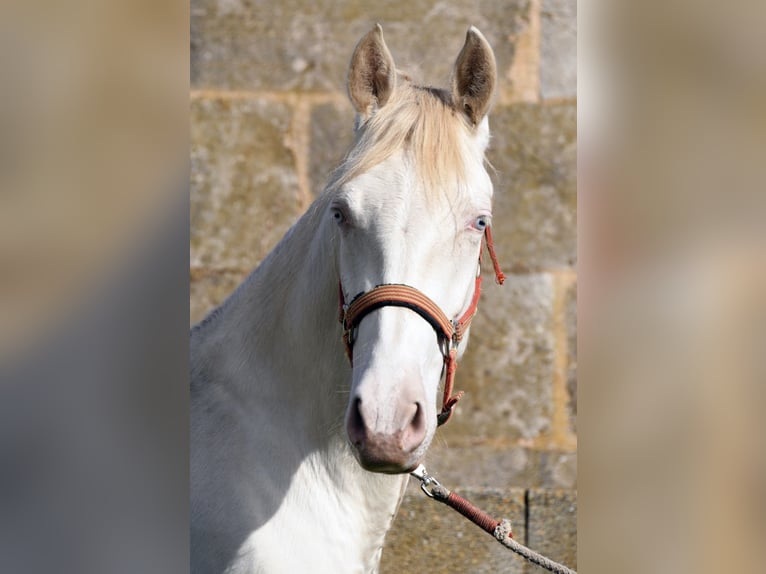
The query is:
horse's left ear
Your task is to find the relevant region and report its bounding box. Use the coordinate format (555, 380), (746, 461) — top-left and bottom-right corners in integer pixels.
(451, 27), (497, 126)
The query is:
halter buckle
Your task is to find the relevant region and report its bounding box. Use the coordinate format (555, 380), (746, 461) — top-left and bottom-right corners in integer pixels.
(344, 324), (358, 350)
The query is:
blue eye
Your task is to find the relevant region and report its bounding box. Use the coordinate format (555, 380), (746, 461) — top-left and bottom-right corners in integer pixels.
(475, 216), (489, 230)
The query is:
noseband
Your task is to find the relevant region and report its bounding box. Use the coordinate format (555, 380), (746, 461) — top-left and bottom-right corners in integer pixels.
(338, 226), (505, 426)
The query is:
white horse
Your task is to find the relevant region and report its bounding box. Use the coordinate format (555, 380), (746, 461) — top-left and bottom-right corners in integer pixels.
(191, 25), (500, 574)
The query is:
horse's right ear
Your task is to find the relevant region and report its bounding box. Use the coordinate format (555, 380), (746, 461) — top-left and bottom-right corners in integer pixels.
(348, 24), (396, 119)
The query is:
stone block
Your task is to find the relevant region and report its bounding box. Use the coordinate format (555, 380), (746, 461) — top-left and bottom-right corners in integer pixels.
(191, 0), (529, 93)
(526, 489), (577, 572)
(439, 273), (556, 444)
(309, 99), (355, 197)
(381, 482), (527, 574)
(422, 444), (577, 490)
(190, 270), (248, 325)
(190, 96), (302, 270)
(540, 0), (577, 99)
(487, 102), (576, 270)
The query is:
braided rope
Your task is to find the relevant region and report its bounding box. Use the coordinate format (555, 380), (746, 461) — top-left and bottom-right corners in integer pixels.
(411, 467), (577, 574)
(494, 520), (576, 574)
(430, 484), (499, 534)
(483, 225), (505, 285)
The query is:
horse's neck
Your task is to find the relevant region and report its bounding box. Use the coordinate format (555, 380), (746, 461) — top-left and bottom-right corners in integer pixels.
(201, 205), (348, 424)
(192, 204), (408, 570)
(194, 202), (407, 553)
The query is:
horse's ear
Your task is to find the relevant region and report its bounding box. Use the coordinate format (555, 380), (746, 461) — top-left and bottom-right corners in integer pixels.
(348, 24), (397, 118)
(451, 27), (497, 126)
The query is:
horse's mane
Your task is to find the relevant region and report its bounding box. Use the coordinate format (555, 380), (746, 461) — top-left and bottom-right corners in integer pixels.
(324, 78), (483, 203)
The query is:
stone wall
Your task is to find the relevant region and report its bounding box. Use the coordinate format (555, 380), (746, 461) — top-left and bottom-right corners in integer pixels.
(191, 0), (576, 570)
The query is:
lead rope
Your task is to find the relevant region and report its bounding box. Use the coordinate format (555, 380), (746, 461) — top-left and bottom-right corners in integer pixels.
(410, 465), (577, 574)
(420, 236), (576, 572)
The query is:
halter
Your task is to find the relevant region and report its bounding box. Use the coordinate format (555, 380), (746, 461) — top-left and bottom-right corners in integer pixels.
(338, 226), (505, 426)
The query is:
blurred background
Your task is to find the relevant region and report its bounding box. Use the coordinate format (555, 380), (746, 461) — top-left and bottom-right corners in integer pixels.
(190, 1), (577, 571)
(0, 1), (189, 573)
(579, 1), (766, 573)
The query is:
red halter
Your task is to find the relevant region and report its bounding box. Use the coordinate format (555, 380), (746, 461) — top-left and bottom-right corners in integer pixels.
(338, 226), (505, 425)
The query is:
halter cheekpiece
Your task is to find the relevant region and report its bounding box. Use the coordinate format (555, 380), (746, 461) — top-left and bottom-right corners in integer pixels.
(338, 226), (505, 426)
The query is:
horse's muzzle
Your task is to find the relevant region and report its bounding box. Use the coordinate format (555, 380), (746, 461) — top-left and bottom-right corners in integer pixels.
(346, 397), (426, 474)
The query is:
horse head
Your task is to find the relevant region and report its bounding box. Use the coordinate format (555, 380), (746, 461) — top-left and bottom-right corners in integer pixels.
(331, 25), (498, 474)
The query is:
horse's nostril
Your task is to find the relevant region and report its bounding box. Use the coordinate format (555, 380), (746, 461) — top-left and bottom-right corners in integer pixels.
(410, 402), (425, 433)
(402, 401), (426, 453)
(347, 397), (366, 446)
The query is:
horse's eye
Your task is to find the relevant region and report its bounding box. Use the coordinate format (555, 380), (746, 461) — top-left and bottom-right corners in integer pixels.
(331, 207), (347, 225)
(474, 215), (489, 231)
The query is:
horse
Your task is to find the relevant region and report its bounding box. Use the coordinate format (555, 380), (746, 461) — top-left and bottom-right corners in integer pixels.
(191, 24), (502, 574)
